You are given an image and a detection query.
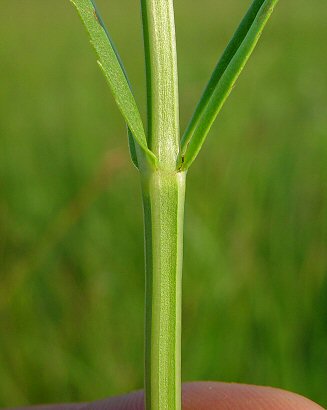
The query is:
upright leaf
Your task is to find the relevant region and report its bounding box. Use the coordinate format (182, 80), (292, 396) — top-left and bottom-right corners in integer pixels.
(70, 0), (157, 168)
(178, 0), (279, 171)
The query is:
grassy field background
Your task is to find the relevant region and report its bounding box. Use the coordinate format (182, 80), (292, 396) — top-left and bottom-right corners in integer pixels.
(1, 0), (326, 407)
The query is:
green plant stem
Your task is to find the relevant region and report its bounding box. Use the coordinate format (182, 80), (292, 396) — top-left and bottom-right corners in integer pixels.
(142, 170), (186, 410)
(141, 0), (179, 170)
(140, 0), (182, 408)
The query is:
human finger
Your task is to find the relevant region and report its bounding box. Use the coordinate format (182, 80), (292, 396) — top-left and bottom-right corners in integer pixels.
(9, 382), (325, 410)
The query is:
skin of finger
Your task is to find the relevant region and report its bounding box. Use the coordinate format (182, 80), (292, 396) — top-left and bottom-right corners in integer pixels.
(8, 382), (325, 410)
(182, 382), (325, 410)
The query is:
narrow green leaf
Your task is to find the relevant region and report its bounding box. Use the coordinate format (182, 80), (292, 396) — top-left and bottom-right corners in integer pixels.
(70, 0), (157, 168)
(178, 0), (279, 171)
(89, 0), (139, 169)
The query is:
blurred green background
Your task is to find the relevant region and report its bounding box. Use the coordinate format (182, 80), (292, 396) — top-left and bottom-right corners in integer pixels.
(0, 0), (326, 407)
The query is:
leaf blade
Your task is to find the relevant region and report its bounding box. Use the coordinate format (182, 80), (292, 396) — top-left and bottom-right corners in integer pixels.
(71, 0), (157, 168)
(178, 0), (279, 170)
(90, 0), (140, 169)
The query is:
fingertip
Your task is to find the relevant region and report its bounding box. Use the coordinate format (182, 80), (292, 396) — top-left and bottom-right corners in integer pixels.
(182, 382), (325, 410)
(93, 382), (324, 410)
(8, 382), (324, 410)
